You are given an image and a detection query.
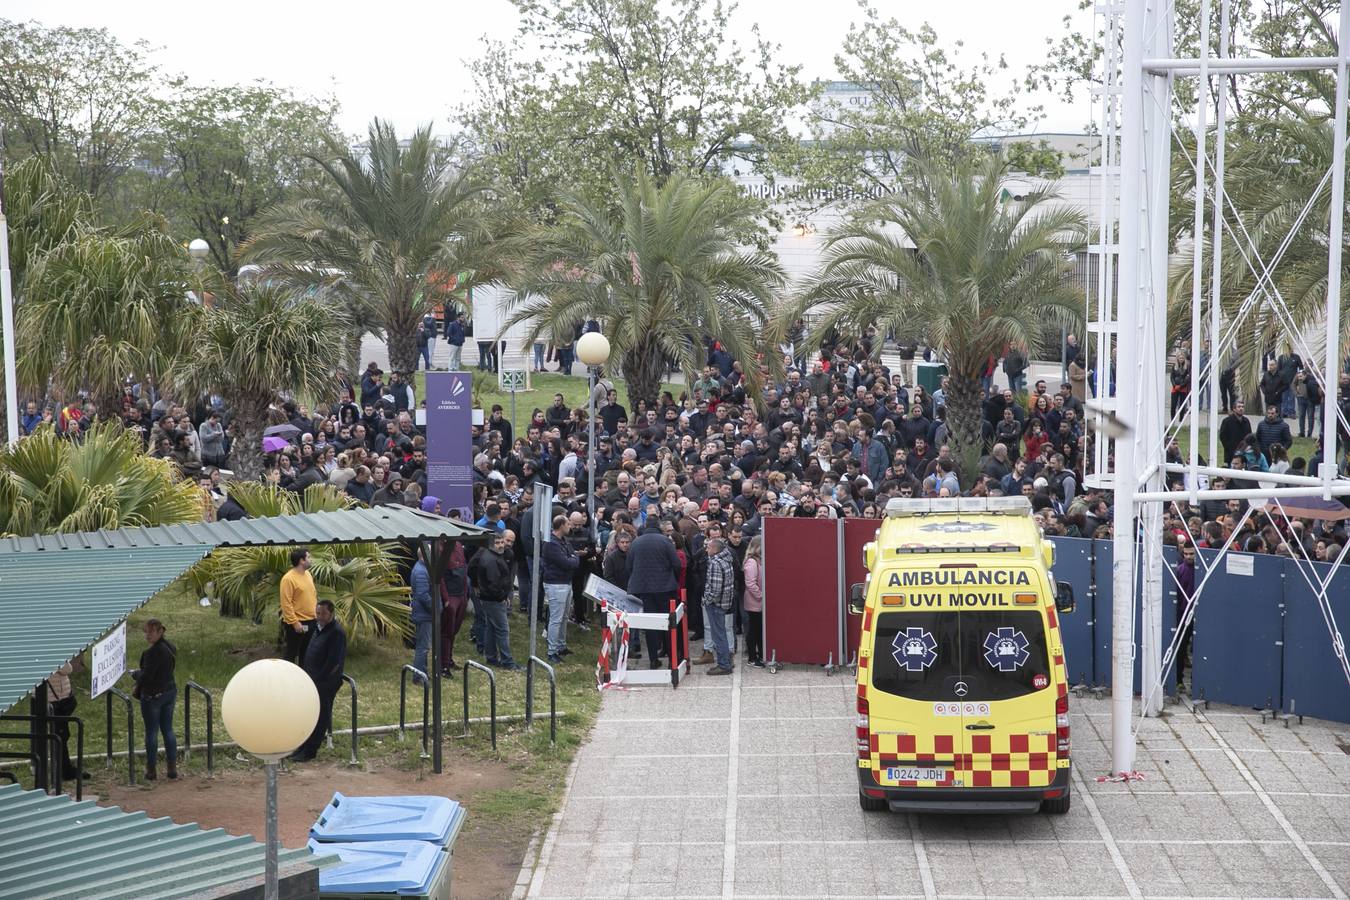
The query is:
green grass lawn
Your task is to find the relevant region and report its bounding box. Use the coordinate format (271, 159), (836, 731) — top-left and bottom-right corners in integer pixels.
(416, 371), (683, 435)
(2, 588), (604, 812)
(1172, 425), (1317, 465)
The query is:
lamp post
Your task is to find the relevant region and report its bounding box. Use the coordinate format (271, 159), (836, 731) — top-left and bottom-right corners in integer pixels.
(575, 331), (611, 542)
(222, 659), (320, 900)
(0, 142), (18, 446)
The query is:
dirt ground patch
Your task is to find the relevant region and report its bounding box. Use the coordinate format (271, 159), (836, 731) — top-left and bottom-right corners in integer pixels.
(97, 756), (527, 900)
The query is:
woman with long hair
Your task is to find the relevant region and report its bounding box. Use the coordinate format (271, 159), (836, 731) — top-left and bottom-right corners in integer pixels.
(742, 535), (765, 667)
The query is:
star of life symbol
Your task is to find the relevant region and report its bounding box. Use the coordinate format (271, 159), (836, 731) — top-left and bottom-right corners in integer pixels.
(983, 627), (1031, 672)
(893, 627), (938, 672)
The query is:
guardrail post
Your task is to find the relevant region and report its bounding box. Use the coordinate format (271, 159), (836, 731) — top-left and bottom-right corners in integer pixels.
(400, 666), (430, 759)
(341, 674), (358, 766)
(183, 681), (214, 776)
(526, 657), (557, 746)
(106, 688), (135, 785)
(461, 661), (497, 751)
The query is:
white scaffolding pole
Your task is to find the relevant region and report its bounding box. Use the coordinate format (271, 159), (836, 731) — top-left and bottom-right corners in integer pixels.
(1107, 0), (1350, 774)
(1110, 0), (1151, 776)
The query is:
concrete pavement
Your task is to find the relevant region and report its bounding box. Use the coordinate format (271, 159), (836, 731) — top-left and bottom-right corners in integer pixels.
(514, 661), (1350, 900)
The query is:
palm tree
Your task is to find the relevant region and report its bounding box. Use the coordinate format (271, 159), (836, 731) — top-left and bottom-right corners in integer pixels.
(169, 284), (346, 481)
(0, 422), (203, 535)
(793, 153), (1086, 479)
(16, 226), (198, 417)
(183, 480), (410, 641)
(505, 170), (784, 408)
(4, 155), (92, 292)
(240, 119), (503, 372)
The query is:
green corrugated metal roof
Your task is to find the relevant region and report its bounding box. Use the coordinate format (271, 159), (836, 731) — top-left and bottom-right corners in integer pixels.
(0, 544), (214, 714)
(0, 504), (492, 554)
(0, 783), (330, 899)
(0, 507), (492, 714)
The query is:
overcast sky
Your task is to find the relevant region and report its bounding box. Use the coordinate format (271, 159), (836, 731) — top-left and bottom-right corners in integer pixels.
(8, 0), (1094, 137)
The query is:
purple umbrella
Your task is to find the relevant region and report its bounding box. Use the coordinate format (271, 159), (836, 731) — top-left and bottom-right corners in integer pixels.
(262, 435), (290, 453)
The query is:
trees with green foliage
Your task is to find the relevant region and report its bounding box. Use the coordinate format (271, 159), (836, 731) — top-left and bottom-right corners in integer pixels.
(0, 422), (203, 535)
(169, 284), (346, 481)
(133, 82), (342, 276)
(241, 120), (501, 373)
(17, 223), (198, 419)
(505, 170), (784, 407)
(788, 154), (1085, 479)
(0, 19), (159, 203)
(184, 480), (410, 640)
(784, 3), (1058, 220)
(461, 0), (810, 231)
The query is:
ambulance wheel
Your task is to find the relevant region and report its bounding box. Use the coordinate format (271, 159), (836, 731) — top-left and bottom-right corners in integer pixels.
(1041, 792), (1071, 815)
(859, 791), (887, 812)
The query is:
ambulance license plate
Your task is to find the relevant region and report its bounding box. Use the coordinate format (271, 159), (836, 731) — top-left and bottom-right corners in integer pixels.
(887, 767), (948, 782)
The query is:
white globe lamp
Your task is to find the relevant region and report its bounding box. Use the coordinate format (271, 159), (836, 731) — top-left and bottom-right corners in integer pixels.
(188, 238), (211, 262)
(222, 658), (320, 900)
(576, 331), (611, 367)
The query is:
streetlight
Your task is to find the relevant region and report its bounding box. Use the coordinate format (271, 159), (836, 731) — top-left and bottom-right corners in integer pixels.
(576, 330), (611, 541)
(188, 238), (210, 263)
(221, 659), (320, 900)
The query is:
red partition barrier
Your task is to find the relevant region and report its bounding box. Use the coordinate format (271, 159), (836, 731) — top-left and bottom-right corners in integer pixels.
(762, 517), (842, 666)
(842, 518), (882, 663)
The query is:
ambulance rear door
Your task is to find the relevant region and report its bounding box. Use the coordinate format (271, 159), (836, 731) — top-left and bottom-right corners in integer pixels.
(867, 608), (969, 789)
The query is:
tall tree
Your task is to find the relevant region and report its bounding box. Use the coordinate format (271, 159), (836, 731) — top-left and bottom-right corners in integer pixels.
(0, 19), (159, 203)
(789, 154), (1085, 479)
(783, 3), (1057, 220)
(461, 0), (811, 229)
(136, 81), (341, 275)
(17, 225), (198, 417)
(241, 120), (502, 372)
(505, 170), (784, 407)
(169, 284), (346, 480)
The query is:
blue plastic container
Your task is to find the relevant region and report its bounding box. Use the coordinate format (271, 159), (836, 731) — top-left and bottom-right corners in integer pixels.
(310, 792), (464, 847)
(308, 839), (450, 899)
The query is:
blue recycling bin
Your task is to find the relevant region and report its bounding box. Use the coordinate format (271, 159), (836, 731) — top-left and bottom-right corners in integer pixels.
(307, 839), (451, 900)
(310, 793), (466, 849)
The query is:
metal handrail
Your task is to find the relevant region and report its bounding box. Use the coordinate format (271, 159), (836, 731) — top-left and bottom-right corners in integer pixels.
(106, 688), (136, 785)
(340, 674), (358, 766)
(399, 665), (430, 759)
(183, 681), (214, 776)
(526, 656), (557, 746)
(0, 715), (84, 800)
(461, 661), (497, 751)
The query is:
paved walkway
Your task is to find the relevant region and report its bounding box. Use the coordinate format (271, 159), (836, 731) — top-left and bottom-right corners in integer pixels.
(514, 661), (1350, 900)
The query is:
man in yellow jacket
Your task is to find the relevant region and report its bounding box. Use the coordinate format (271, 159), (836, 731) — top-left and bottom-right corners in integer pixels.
(280, 547), (318, 664)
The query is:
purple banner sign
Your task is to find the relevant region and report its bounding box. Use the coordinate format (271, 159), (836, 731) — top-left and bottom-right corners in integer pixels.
(425, 371), (474, 517)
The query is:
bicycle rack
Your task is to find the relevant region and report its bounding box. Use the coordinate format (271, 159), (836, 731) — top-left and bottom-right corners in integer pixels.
(461, 661), (497, 751)
(183, 681), (214, 776)
(400, 665), (430, 759)
(526, 656), (557, 746)
(106, 688), (136, 784)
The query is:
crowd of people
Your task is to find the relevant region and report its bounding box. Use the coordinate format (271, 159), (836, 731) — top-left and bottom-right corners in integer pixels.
(25, 327), (1350, 765)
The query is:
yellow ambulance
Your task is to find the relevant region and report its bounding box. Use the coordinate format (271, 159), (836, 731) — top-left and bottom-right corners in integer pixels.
(851, 496), (1075, 814)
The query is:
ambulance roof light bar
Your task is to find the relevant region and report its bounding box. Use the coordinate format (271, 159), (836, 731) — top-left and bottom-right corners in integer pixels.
(884, 496), (1033, 518)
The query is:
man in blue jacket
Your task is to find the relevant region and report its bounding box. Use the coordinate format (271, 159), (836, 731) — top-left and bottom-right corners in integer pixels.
(540, 514), (580, 663)
(410, 555), (435, 685)
(445, 313), (466, 372)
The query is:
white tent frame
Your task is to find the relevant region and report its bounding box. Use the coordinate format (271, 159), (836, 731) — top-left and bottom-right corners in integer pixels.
(1098, 0), (1350, 776)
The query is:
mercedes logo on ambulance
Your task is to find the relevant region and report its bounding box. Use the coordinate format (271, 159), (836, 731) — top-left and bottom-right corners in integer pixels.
(953, 681), (969, 697)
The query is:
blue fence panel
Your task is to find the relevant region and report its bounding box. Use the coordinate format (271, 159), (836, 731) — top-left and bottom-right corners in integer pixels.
(1051, 536), (1098, 687)
(1084, 539), (1176, 695)
(1190, 549), (1284, 711)
(1281, 558), (1350, 724)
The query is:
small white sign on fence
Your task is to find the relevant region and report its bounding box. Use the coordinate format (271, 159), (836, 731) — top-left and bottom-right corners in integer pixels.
(90, 621), (127, 699)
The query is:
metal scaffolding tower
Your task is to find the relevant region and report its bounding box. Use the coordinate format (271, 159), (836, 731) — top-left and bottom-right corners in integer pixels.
(1101, 0), (1350, 777)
